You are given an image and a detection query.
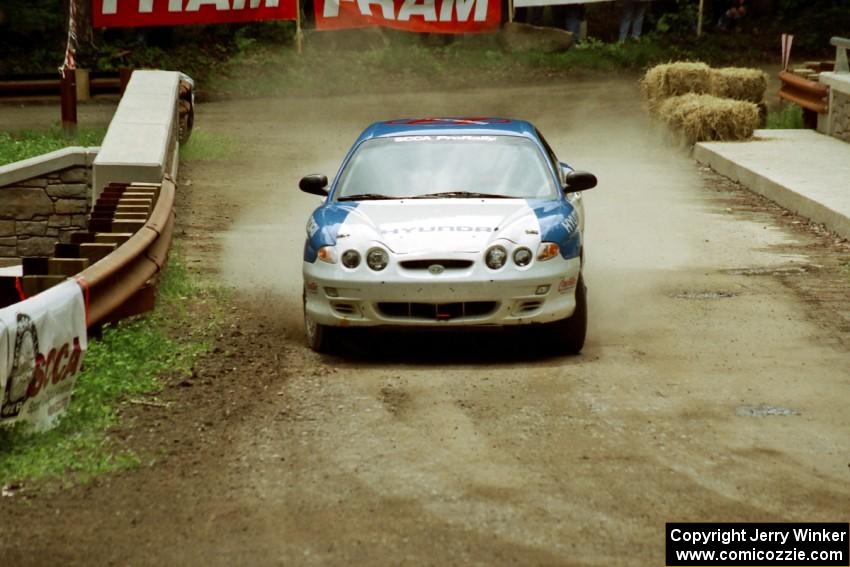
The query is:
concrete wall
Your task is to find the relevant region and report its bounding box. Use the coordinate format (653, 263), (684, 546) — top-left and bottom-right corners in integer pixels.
(0, 69), (182, 267)
(818, 72), (850, 143)
(92, 70), (180, 202)
(0, 148), (98, 262)
(828, 91), (850, 143)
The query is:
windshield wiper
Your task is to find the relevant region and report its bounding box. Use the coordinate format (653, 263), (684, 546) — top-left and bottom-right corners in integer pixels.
(409, 191), (512, 199)
(337, 193), (400, 201)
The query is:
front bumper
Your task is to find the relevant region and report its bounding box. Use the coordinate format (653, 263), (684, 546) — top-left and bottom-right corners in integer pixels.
(303, 254), (581, 328)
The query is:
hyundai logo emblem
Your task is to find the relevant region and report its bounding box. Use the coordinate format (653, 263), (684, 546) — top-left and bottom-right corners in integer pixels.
(428, 264), (445, 275)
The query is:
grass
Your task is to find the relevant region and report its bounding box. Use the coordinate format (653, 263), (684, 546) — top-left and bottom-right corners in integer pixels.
(179, 128), (239, 161)
(0, 128), (105, 167)
(0, 251), (222, 485)
(765, 104), (805, 129)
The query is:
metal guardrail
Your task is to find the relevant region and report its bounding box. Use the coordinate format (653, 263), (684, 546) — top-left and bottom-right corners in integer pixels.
(833, 37), (849, 73)
(76, 177), (175, 326)
(778, 71), (829, 114)
(0, 71), (131, 99)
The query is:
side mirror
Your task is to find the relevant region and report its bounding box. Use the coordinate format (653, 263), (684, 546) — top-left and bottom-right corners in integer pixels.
(299, 174), (329, 197)
(564, 170), (597, 192)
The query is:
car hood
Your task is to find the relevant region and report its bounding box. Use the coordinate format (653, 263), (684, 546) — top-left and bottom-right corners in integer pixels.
(340, 199), (540, 254)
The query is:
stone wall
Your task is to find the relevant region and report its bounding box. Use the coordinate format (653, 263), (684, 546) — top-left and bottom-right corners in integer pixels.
(0, 165), (91, 261)
(818, 72), (850, 144)
(830, 91), (850, 143)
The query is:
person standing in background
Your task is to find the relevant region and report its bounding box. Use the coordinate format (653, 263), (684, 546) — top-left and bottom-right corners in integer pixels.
(619, 0), (652, 42)
(565, 2), (586, 40)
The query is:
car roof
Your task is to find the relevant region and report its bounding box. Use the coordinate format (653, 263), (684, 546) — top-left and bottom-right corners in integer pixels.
(357, 118), (538, 143)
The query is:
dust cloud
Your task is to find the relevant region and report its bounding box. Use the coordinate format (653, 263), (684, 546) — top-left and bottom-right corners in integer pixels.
(203, 79), (786, 339)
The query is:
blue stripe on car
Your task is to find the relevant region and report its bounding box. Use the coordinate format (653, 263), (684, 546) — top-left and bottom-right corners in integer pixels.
(304, 203), (357, 262)
(529, 200), (581, 259)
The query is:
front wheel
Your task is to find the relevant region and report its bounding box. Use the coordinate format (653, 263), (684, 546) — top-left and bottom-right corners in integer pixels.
(545, 273), (587, 355)
(303, 292), (337, 354)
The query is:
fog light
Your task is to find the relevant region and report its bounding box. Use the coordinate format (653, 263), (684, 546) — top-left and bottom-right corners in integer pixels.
(325, 287), (339, 297)
(535, 285), (550, 296)
(485, 245), (508, 270)
(366, 248), (389, 271)
(513, 247), (533, 267)
(341, 249), (360, 269)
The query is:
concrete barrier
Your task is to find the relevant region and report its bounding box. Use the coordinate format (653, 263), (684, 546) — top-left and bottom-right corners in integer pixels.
(695, 130), (850, 240)
(92, 70), (181, 202)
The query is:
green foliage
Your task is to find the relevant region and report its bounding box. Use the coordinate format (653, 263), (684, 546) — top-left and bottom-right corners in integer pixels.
(776, 2), (850, 53)
(0, 252), (217, 485)
(766, 104), (805, 129)
(655, 0), (699, 38)
(0, 128), (105, 167)
(0, 0), (65, 39)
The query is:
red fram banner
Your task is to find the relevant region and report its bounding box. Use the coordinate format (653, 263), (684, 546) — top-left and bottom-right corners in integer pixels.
(92, 0), (296, 28)
(315, 0), (501, 33)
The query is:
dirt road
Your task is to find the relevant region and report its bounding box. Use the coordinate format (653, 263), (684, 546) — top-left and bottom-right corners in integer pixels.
(3, 79), (850, 566)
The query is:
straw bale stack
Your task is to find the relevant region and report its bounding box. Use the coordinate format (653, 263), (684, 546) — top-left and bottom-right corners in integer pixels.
(709, 67), (768, 103)
(657, 94), (761, 144)
(642, 62), (712, 109)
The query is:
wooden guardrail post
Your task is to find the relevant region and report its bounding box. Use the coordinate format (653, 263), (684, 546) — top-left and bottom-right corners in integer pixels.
(60, 70), (77, 138)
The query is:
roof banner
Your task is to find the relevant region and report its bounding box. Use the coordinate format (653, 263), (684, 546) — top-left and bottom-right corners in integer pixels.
(513, 0), (612, 8)
(315, 0), (501, 33)
(92, 0), (297, 28)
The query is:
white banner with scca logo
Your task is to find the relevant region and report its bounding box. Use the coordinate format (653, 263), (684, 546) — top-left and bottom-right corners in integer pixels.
(0, 280), (88, 431)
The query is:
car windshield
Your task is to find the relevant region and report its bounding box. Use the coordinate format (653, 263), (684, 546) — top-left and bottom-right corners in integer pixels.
(334, 135), (559, 201)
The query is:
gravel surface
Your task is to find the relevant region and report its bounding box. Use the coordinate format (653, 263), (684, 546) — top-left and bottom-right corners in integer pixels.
(2, 78), (849, 566)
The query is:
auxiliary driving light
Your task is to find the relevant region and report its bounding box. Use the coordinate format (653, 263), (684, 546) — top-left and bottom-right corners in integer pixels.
(535, 285), (550, 296)
(324, 287), (339, 298)
(537, 242), (560, 261)
(366, 248), (389, 271)
(513, 247), (533, 267)
(485, 246), (508, 270)
(341, 249), (361, 269)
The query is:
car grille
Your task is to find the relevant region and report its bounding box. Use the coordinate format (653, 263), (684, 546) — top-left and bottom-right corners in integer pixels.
(399, 259), (474, 270)
(376, 301), (497, 321)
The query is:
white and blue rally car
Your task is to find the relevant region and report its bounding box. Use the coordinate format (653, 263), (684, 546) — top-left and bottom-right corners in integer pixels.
(300, 118), (597, 354)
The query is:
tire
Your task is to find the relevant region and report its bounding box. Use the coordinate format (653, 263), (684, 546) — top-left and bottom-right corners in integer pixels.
(303, 291), (337, 354)
(178, 107), (193, 144)
(546, 273), (587, 355)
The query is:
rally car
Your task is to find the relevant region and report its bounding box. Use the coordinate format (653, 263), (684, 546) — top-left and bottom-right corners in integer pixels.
(300, 118), (597, 354)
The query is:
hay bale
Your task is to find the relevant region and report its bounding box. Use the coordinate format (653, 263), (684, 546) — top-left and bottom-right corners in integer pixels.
(642, 62), (712, 109)
(710, 67), (768, 103)
(657, 94), (760, 144)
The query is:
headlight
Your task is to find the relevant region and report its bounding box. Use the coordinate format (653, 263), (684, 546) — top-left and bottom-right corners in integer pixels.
(537, 242), (560, 261)
(513, 247), (533, 267)
(341, 249), (360, 269)
(366, 248), (389, 271)
(317, 246), (337, 263)
(485, 245), (508, 270)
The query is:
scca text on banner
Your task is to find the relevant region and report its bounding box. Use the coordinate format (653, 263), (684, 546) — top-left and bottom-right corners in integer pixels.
(1, 280), (88, 431)
(315, 0), (501, 33)
(92, 0), (297, 28)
